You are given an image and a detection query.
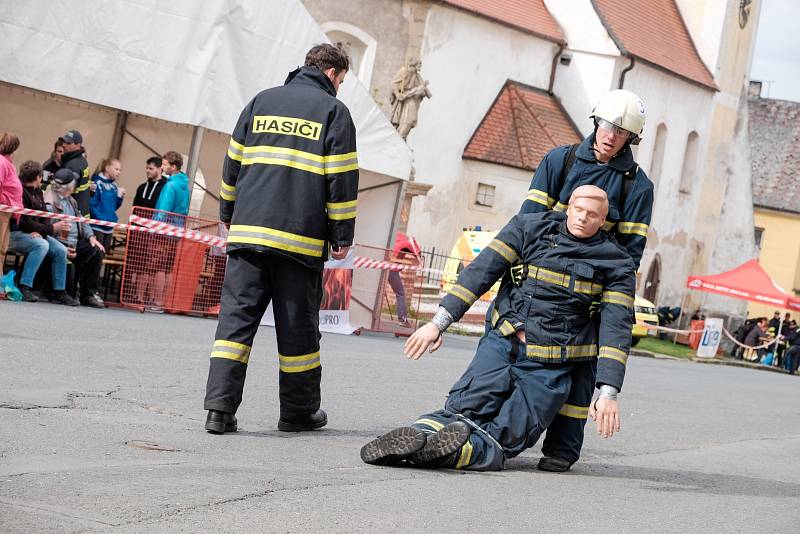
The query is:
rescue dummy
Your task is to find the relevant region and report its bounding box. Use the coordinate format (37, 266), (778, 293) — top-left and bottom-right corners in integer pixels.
(361, 185), (635, 470)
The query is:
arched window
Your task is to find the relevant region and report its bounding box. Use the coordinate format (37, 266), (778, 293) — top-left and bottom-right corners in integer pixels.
(649, 123), (668, 185)
(321, 22), (377, 88)
(679, 131), (699, 194)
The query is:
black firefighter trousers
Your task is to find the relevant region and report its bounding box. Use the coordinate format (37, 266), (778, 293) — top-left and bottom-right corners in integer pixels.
(204, 249), (323, 418)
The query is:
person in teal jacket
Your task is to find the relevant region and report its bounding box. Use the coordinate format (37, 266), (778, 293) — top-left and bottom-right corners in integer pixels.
(154, 151), (190, 224)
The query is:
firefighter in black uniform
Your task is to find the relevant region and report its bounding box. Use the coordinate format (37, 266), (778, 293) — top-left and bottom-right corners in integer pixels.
(59, 130), (91, 217)
(361, 186), (635, 470)
(204, 44), (359, 434)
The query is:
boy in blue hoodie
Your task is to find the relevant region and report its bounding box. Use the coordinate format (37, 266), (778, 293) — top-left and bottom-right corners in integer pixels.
(89, 158), (125, 251)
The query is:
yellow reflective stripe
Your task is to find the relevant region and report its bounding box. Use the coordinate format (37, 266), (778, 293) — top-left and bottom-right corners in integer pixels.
(527, 345), (561, 359)
(75, 182), (91, 193)
(602, 290), (634, 308)
(414, 418), (445, 431)
(448, 284), (478, 306)
(238, 145), (358, 175)
(455, 440), (474, 469)
(526, 189), (555, 208)
(227, 225), (325, 257)
(279, 351), (321, 373)
(486, 239), (518, 263)
(221, 182), (236, 192)
(529, 265), (570, 288)
(498, 320), (516, 337)
(617, 221), (648, 237)
(567, 344), (598, 358)
(227, 138), (244, 162)
(220, 190), (236, 201)
(326, 199), (358, 221)
(214, 340), (251, 351)
(599, 346), (628, 365)
(324, 151), (358, 163)
(602, 220), (616, 231)
(210, 339), (251, 364)
(326, 199), (358, 209)
(558, 403), (589, 420)
(554, 201), (568, 212)
(526, 344), (597, 360)
(574, 280), (602, 295)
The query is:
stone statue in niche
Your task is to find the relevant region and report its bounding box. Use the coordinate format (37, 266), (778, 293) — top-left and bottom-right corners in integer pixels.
(390, 59), (432, 140)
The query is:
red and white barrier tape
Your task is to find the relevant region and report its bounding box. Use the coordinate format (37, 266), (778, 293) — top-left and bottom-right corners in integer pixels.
(721, 326), (780, 350)
(637, 322), (705, 335)
(0, 203), (440, 273)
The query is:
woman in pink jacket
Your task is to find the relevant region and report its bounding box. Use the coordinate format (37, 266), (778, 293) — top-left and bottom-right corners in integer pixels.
(0, 133), (24, 287)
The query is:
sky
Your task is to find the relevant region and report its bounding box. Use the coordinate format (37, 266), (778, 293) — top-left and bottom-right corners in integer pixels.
(750, 0), (800, 102)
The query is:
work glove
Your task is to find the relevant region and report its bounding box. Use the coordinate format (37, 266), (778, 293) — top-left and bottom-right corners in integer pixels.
(510, 264), (526, 287)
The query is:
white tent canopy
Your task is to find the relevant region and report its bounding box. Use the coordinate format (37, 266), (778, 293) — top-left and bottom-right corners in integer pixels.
(0, 0), (412, 180)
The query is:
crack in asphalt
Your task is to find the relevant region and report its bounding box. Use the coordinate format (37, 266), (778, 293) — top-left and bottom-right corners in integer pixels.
(108, 470), (446, 529)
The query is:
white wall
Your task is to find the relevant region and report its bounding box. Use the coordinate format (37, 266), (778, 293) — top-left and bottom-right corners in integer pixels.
(626, 64), (715, 306)
(673, 0), (727, 76)
(546, 0), (620, 134)
(406, 4), (558, 250)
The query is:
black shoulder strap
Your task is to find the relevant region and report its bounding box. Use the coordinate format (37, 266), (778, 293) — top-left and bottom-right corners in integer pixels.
(619, 163), (639, 213)
(557, 143), (579, 198)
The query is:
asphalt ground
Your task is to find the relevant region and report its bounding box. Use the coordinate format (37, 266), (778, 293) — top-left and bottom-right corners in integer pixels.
(1, 302), (799, 533)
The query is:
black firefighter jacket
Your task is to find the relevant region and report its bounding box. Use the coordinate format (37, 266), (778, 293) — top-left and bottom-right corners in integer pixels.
(220, 66), (359, 268)
(61, 149), (91, 217)
(440, 211), (636, 391)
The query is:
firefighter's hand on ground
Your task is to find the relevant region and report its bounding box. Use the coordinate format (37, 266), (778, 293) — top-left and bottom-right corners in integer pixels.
(330, 245), (350, 260)
(510, 264), (525, 287)
(404, 323), (443, 360)
(589, 397), (620, 438)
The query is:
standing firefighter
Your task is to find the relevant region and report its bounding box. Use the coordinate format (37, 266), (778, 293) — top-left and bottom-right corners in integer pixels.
(204, 44), (358, 434)
(521, 89), (653, 269)
(511, 89), (654, 472)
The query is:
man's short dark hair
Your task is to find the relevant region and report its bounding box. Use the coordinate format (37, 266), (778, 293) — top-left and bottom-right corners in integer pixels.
(146, 156), (162, 167)
(19, 160), (42, 183)
(54, 139), (64, 149)
(305, 43), (350, 73)
(162, 151), (183, 171)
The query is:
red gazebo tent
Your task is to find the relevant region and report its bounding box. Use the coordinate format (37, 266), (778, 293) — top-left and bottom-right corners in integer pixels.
(686, 259), (800, 312)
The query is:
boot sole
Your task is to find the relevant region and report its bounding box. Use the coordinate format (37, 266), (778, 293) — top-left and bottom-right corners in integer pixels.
(360, 427), (427, 465)
(205, 421), (237, 434)
(277, 418), (328, 432)
(537, 458), (572, 472)
(408, 422), (470, 465)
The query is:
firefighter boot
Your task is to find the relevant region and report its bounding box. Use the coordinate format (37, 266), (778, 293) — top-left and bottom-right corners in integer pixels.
(278, 409), (328, 432)
(537, 455), (573, 472)
(408, 421), (471, 468)
(360, 427), (428, 466)
(205, 410), (238, 434)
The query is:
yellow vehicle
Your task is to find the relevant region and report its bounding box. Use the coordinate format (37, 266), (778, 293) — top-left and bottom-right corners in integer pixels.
(441, 229), (500, 301)
(631, 295), (658, 346)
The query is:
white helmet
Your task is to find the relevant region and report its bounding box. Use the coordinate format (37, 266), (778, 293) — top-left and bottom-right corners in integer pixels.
(590, 89), (646, 144)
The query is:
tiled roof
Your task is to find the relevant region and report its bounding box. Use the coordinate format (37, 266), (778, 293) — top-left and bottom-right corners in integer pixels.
(440, 0), (565, 44)
(749, 95), (800, 214)
(463, 81), (582, 171)
(592, 0), (717, 90)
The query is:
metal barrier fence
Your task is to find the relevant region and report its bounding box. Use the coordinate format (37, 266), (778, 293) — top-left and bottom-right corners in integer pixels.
(350, 244), (423, 336)
(119, 207), (225, 314)
(418, 246), (497, 328)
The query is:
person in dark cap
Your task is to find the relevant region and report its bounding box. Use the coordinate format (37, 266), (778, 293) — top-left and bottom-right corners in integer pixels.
(59, 130), (91, 217)
(43, 168), (106, 308)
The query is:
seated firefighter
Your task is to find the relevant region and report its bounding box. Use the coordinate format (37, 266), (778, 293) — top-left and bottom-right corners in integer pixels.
(361, 185), (635, 471)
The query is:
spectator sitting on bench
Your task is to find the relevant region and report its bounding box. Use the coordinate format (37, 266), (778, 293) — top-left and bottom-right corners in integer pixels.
(8, 161), (78, 305)
(43, 168), (106, 308)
